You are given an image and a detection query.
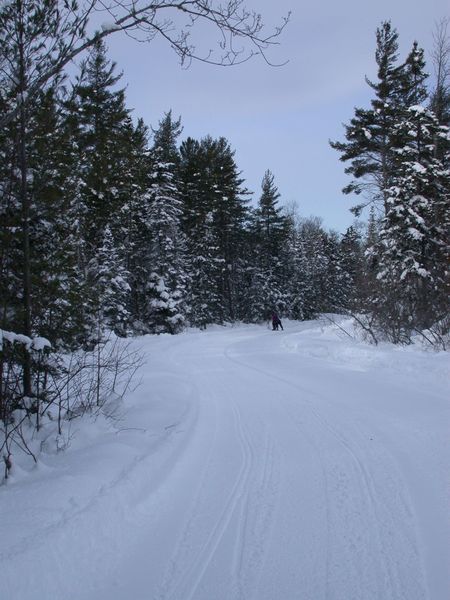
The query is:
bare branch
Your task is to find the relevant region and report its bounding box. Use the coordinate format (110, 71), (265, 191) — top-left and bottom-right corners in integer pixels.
(0, 0), (289, 128)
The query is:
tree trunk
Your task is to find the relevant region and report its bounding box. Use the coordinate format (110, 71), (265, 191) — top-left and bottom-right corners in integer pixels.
(18, 1), (32, 397)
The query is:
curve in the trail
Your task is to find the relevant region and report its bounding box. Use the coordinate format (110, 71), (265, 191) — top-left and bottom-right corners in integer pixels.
(1, 323), (447, 600)
(141, 324), (434, 600)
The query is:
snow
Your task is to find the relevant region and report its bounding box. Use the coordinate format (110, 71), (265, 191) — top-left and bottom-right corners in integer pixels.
(101, 22), (119, 32)
(1, 319), (449, 600)
(409, 105), (427, 114)
(31, 336), (52, 351)
(407, 226), (424, 241)
(412, 162), (426, 174)
(0, 329), (51, 351)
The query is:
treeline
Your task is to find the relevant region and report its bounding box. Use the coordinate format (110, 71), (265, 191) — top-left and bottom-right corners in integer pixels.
(1, 38), (363, 349)
(2, 22), (450, 353)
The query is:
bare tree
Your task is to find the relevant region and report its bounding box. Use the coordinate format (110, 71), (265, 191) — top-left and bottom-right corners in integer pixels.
(430, 17), (450, 125)
(0, 0), (290, 129)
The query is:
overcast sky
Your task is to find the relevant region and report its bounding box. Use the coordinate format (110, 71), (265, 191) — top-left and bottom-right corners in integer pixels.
(102, 0), (449, 233)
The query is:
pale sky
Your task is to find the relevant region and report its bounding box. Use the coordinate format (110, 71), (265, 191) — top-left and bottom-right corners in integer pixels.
(102, 0), (449, 232)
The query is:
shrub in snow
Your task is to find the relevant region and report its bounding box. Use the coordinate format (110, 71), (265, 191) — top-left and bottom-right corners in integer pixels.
(1, 330), (144, 482)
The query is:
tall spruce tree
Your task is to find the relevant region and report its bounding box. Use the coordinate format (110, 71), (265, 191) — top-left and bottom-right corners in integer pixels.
(178, 138), (221, 327)
(330, 22), (428, 216)
(179, 136), (248, 326)
(70, 40), (134, 337)
(297, 218), (330, 318)
(280, 213), (308, 320)
(248, 170), (288, 319)
(0, 0), (71, 392)
(373, 105), (450, 339)
(330, 22), (404, 213)
(26, 87), (87, 347)
(87, 225), (131, 338)
(338, 225), (365, 312)
(122, 118), (154, 332)
(74, 40), (133, 250)
(145, 112), (188, 334)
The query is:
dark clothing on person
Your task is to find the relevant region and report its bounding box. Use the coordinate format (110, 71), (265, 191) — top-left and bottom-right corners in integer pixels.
(272, 312), (283, 331)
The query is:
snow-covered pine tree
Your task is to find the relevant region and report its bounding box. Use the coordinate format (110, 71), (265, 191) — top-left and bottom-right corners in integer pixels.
(73, 39), (134, 252)
(87, 226), (131, 339)
(0, 8), (87, 350)
(0, 0), (71, 393)
(0, 86), (22, 336)
(296, 218), (330, 318)
(145, 112), (188, 334)
(25, 87), (88, 348)
(373, 105), (450, 340)
(206, 137), (250, 322)
(330, 22), (427, 217)
(338, 225), (365, 312)
(247, 170), (288, 320)
(121, 118), (154, 332)
(179, 137), (223, 328)
(330, 22), (403, 213)
(400, 41), (428, 107)
(320, 230), (349, 312)
(356, 209), (383, 329)
(69, 40), (136, 336)
(179, 136), (248, 326)
(280, 212), (308, 321)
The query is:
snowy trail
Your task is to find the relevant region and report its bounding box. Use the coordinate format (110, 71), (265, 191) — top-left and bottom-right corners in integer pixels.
(1, 320), (449, 600)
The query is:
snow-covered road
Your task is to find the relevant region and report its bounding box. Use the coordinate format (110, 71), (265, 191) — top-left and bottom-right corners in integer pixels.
(2, 320), (449, 600)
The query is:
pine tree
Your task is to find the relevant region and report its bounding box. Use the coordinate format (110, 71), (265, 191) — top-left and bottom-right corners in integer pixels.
(122, 118), (154, 332)
(26, 87), (87, 348)
(145, 112), (188, 334)
(70, 40), (134, 335)
(330, 22), (404, 212)
(87, 226), (131, 339)
(294, 218), (330, 319)
(0, 43), (85, 351)
(179, 136), (249, 326)
(72, 40), (133, 250)
(400, 41), (428, 107)
(338, 225), (364, 312)
(205, 137), (249, 321)
(280, 214), (308, 320)
(179, 137), (223, 327)
(0, 0), (65, 393)
(152, 110), (182, 165)
(330, 22), (428, 216)
(248, 170), (288, 319)
(373, 105), (450, 338)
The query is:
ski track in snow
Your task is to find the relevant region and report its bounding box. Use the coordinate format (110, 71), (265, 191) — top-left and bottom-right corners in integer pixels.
(1, 320), (449, 600)
(155, 337), (281, 600)
(223, 334), (427, 600)
(157, 402), (277, 600)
